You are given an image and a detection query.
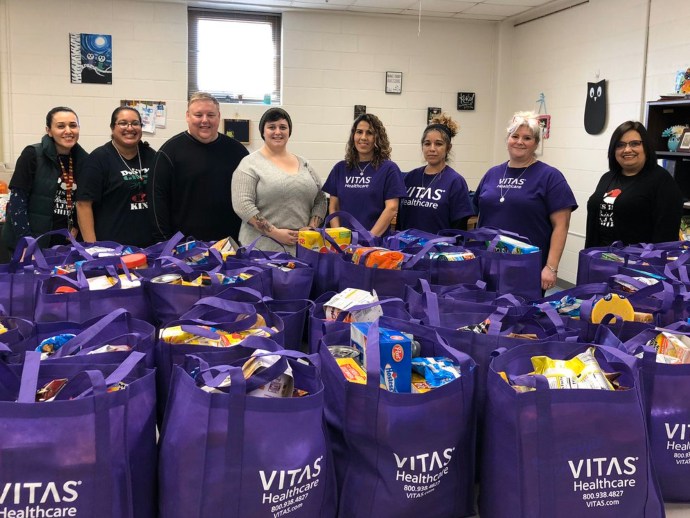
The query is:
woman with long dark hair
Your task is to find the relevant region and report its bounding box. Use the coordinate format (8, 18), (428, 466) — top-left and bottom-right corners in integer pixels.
(2, 106), (88, 250)
(323, 113), (406, 236)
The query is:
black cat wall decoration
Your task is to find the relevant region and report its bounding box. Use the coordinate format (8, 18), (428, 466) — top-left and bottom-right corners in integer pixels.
(584, 79), (607, 135)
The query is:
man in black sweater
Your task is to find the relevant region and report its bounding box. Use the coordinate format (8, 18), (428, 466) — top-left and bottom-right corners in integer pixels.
(150, 92), (248, 242)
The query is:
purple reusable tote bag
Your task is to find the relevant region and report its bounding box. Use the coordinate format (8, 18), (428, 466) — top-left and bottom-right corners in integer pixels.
(158, 344), (338, 518)
(318, 318), (477, 517)
(481, 341), (664, 518)
(624, 322), (690, 502)
(0, 351), (157, 518)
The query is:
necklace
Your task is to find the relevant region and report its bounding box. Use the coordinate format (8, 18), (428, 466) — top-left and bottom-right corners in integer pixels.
(499, 159), (534, 203)
(357, 162), (370, 175)
(112, 141), (142, 179)
(422, 165), (445, 188)
(57, 154), (74, 217)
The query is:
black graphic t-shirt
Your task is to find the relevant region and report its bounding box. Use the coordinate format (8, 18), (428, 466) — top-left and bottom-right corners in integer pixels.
(596, 175), (624, 247)
(77, 142), (157, 247)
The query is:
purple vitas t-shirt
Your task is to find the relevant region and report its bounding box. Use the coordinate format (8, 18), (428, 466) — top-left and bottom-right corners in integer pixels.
(323, 159), (407, 230)
(398, 166), (474, 233)
(474, 160), (577, 264)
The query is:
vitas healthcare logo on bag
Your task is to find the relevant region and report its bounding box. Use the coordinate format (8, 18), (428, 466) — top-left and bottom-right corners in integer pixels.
(665, 422), (690, 462)
(0, 479), (82, 517)
(395, 447), (456, 499)
(259, 455), (323, 516)
(567, 455), (640, 509)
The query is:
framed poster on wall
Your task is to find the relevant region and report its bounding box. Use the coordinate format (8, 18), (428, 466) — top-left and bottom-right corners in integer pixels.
(224, 119), (250, 144)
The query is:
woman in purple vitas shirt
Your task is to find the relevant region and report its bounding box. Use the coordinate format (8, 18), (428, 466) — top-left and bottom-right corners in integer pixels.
(473, 111), (577, 292)
(323, 114), (406, 237)
(397, 113), (473, 233)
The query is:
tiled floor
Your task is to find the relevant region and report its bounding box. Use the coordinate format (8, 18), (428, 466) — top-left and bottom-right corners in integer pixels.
(666, 502), (690, 516)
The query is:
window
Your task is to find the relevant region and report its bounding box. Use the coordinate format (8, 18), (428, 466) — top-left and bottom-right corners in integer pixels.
(188, 9), (281, 104)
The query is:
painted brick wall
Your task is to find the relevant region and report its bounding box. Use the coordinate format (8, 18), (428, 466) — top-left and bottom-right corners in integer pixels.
(494, 0), (690, 283)
(0, 0), (499, 190)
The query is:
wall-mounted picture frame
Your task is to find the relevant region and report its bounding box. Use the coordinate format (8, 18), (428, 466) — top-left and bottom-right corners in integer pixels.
(354, 105), (367, 118)
(427, 107), (442, 125)
(680, 128), (690, 151)
(224, 119), (250, 144)
(457, 92), (475, 111)
(385, 71), (402, 94)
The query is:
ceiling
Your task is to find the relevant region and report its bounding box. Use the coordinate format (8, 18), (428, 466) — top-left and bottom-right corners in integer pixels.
(184, 0), (561, 22)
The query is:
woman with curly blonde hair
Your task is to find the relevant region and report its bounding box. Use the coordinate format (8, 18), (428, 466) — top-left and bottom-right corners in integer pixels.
(397, 113), (473, 232)
(323, 113), (406, 236)
(473, 110), (577, 291)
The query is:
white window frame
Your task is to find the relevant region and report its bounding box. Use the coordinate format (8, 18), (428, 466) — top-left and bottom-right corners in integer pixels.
(188, 8), (282, 104)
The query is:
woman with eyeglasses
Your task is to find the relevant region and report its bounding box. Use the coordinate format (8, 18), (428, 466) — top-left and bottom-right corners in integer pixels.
(1, 106), (89, 252)
(585, 120), (683, 248)
(76, 106), (156, 247)
(473, 111), (577, 291)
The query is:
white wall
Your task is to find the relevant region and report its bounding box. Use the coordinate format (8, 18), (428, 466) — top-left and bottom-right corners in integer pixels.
(0, 0), (499, 190)
(495, 0), (690, 283)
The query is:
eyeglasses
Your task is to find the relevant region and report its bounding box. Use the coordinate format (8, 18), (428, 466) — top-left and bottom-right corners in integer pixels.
(116, 121), (142, 128)
(615, 140), (642, 150)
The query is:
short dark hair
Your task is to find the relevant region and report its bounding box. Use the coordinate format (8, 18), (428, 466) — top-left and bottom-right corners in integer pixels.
(110, 106), (142, 130)
(607, 121), (656, 173)
(259, 108), (292, 139)
(46, 106), (78, 128)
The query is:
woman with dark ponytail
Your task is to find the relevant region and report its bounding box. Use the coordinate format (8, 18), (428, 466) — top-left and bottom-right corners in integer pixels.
(397, 113), (473, 232)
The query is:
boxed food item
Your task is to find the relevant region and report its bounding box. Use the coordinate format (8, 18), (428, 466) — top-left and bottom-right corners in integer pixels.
(336, 357), (367, 384)
(350, 322), (412, 393)
(489, 235), (539, 255)
(323, 288), (383, 322)
(298, 227), (351, 252)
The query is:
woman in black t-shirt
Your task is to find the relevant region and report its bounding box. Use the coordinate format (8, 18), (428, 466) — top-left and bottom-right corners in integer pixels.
(76, 106), (156, 247)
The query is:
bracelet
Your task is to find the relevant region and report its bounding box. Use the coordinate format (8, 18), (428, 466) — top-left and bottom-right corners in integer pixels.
(545, 264), (558, 274)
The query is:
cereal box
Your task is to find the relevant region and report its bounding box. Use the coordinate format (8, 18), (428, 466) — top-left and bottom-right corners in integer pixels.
(298, 227), (351, 252)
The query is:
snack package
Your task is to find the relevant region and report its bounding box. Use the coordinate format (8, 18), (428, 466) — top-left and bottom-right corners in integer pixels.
(542, 295), (582, 318)
(648, 331), (690, 364)
(159, 325), (275, 347)
(411, 372), (432, 394)
(350, 247), (406, 270)
(612, 276), (659, 293)
(489, 235), (539, 255)
(323, 288), (383, 322)
(336, 357), (367, 384)
(350, 322), (412, 393)
(298, 227), (351, 253)
(36, 334), (76, 359)
(411, 357), (461, 388)
(211, 236), (239, 260)
(428, 251), (476, 261)
(242, 352), (295, 398)
(86, 273), (141, 291)
(458, 319), (490, 334)
(197, 350), (295, 397)
(530, 347), (614, 390)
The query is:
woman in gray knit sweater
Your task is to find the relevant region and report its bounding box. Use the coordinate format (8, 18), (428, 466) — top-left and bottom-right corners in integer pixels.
(231, 108), (326, 254)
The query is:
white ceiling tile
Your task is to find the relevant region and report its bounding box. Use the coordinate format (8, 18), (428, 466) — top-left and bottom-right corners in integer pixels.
(464, 2), (530, 16)
(353, 0), (417, 8)
(152, 0), (552, 21)
(480, 0), (553, 5)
